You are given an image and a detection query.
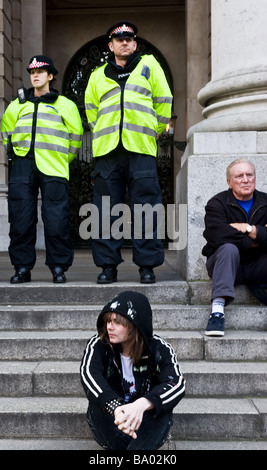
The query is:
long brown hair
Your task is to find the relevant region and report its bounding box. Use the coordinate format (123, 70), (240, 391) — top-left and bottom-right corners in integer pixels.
(100, 312), (146, 364)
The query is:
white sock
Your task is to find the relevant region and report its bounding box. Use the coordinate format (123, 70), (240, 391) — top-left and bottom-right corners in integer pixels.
(212, 298), (225, 316)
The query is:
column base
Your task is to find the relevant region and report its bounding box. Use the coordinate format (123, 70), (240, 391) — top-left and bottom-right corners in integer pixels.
(0, 186), (9, 251)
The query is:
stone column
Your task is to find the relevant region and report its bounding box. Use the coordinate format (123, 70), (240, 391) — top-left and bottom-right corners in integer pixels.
(21, 0), (46, 86)
(21, 0), (46, 249)
(0, 0), (46, 252)
(189, 0), (267, 135)
(0, 0), (22, 251)
(186, 0), (210, 132)
(177, 0), (267, 281)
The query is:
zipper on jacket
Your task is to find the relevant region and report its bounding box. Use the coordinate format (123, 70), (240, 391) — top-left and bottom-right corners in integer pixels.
(249, 205), (266, 224)
(111, 349), (126, 398)
(229, 202), (248, 221)
(29, 100), (39, 156)
(230, 201), (266, 223)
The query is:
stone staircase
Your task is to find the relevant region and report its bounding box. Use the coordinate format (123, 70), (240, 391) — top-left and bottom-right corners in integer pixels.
(0, 258), (266, 450)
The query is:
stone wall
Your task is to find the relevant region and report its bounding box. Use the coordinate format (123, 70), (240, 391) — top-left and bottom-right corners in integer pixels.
(0, 0), (22, 251)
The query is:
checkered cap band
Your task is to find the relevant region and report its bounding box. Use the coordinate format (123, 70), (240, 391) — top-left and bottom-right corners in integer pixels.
(110, 24), (135, 36)
(28, 58), (50, 70)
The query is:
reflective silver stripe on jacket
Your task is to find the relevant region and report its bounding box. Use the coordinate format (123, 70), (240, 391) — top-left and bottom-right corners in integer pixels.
(97, 104), (120, 118)
(157, 115), (171, 124)
(69, 145), (80, 155)
(15, 140), (69, 154)
(19, 112), (64, 124)
(123, 122), (157, 138)
(88, 121), (96, 130)
(19, 113), (33, 120)
(69, 133), (83, 142)
(37, 112), (64, 123)
(9, 127), (81, 143)
(85, 103), (98, 111)
(123, 102), (157, 118)
(100, 87), (120, 102)
(92, 124), (120, 140)
(124, 83), (152, 99)
(153, 96), (173, 104)
(92, 122), (157, 140)
(13, 126), (69, 140)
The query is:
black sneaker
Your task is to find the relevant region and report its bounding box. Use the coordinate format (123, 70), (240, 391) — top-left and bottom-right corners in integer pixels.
(205, 312), (224, 337)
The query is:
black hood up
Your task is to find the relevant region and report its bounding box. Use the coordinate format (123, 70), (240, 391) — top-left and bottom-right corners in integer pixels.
(97, 290), (153, 347)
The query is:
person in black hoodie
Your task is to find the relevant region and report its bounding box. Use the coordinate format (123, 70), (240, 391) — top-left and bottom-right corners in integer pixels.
(202, 158), (267, 336)
(80, 290), (185, 450)
(1, 55), (83, 283)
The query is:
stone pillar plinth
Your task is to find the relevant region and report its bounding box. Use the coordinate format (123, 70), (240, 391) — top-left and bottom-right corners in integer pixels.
(189, 0), (267, 136)
(177, 0), (267, 281)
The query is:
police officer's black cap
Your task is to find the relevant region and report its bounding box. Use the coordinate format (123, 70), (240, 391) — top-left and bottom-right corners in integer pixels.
(27, 55), (58, 76)
(107, 21), (138, 39)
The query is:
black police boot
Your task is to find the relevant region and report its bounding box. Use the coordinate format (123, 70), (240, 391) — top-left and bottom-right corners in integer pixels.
(10, 267), (31, 284)
(50, 266), (66, 283)
(139, 267), (156, 284)
(97, 266), (117, 284)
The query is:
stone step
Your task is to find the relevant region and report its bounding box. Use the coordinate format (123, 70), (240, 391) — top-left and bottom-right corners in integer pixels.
(0, 438), (102, 450)
(0, 438), (266, 451)
(0, 280), (260, 305)
(0, 330), (266, 361)
(0, 397), (266, 442)
(1, 360), (266, 398)
(0, 304), (266, 331)
(174, 397), (267, 441)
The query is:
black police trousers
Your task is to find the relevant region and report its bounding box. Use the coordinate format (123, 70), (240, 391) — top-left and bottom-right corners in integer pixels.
(8, 157), (73, 270)
(92, 145), (164, 268)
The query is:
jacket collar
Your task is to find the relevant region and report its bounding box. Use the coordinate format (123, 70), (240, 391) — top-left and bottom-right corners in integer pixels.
(107, 51), (141, 72)
(26, 87), (59, 103)
(226, 188), (267, 209)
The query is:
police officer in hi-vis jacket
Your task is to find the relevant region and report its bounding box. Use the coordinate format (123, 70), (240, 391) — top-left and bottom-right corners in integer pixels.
(1, 55), (83, 284)
(85, 21), (173, 284)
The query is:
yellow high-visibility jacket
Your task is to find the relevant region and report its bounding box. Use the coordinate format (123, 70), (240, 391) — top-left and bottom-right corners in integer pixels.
(85, 54), (173, 157)
(1, 90), (83, 180)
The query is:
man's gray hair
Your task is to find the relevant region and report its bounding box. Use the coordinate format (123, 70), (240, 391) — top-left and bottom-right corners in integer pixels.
(226, 158), (256, 181)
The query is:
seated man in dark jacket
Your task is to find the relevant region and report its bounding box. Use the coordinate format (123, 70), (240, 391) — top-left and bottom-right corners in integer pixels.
(202, 158), (267, 336)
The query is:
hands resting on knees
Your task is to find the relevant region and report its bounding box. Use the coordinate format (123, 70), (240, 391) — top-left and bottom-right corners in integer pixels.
(114, 397), (154, 439)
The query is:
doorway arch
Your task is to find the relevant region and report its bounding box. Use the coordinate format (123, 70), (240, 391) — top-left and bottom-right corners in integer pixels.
(62, 36), (174, 247)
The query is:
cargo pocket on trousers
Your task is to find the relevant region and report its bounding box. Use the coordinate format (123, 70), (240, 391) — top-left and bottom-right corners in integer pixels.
(8, 176), (31, 224)
(8, 176), (30, 200)
(42, 177), (69, 202)
(130, 169), (162, 201)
